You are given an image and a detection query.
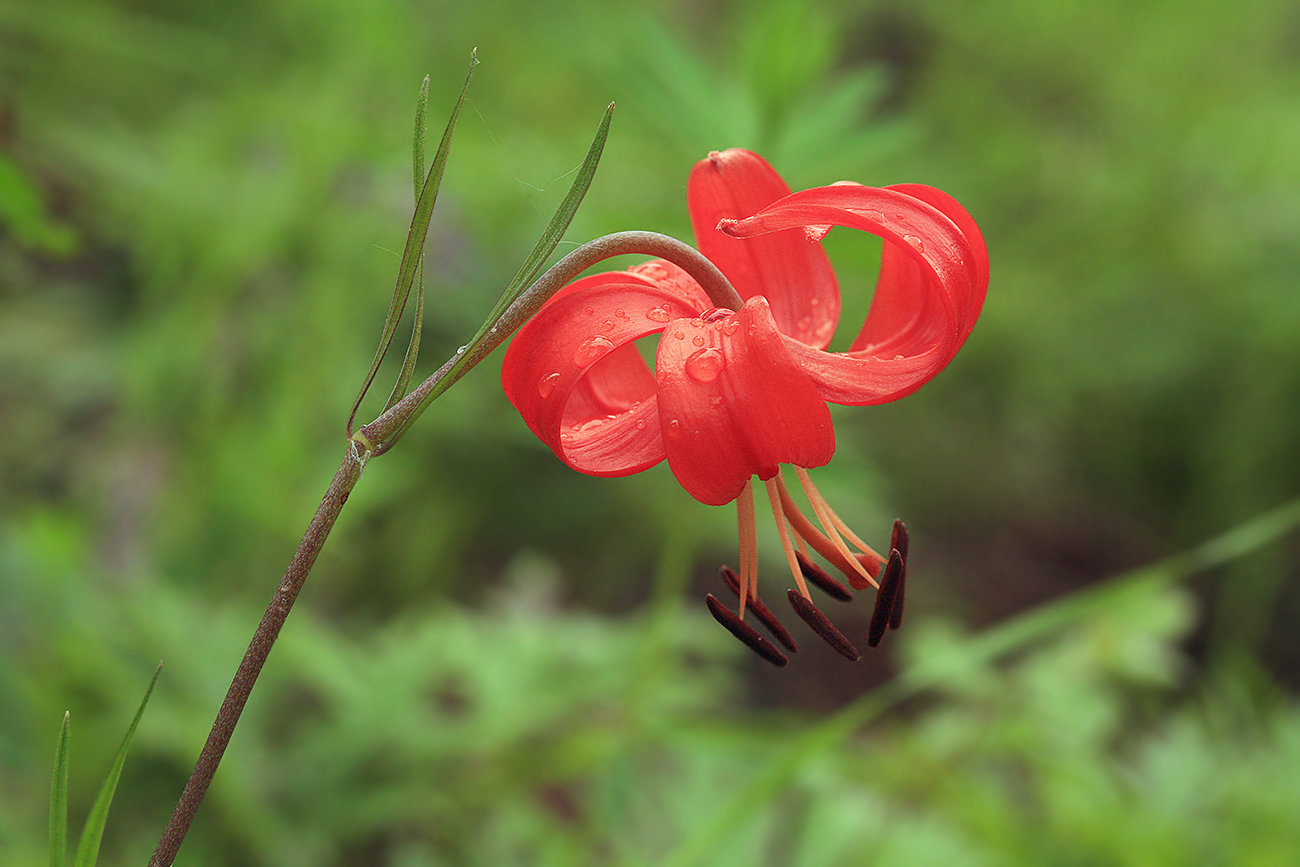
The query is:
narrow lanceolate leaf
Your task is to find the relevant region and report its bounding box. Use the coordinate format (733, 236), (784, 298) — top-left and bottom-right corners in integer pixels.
(49, 711), (70, 867)
(383, 73), (434, 413)
(376, 101), (614, 453)
(73, 663), (162, 867)
(348, 51), (478, 436)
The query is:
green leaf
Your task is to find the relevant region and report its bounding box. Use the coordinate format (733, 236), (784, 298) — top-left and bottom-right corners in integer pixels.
(382, 73), (433, 413)
(49, 712), (70, 867)
(348, 51), (477, 436)
(375, 100), (614, 452)
(72, 663), (162, 867)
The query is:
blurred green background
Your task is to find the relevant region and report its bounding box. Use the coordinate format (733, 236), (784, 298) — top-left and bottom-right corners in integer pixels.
(3, 0), (1300, 864)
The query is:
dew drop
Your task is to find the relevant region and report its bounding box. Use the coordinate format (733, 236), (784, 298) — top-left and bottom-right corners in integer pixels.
(722, 319), (740, 335)
(804, 224), (831, 241)
(537, 372), (560, 398)
(862, 210), (885, 224)
(674, 331), (685, 340)
(601, 319), (616, 332)
(615, 307), (628, 320)
(573, 335), (615, 366)
(692, 335), (706, 347)
(634, 419), (647, 430)
(646, 306), (672, 322)
(893, 354), (904, 361)
(903, 234), (925, 252)
(560, 433), (574, 443)
(685, 347), (726, 383)
(690, 318), (704, 328)
(456, 345), (467, 355)
(583, 306), (595, 316)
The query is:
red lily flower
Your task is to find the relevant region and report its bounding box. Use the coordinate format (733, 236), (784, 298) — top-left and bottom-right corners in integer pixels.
(502, 149), (988, 665)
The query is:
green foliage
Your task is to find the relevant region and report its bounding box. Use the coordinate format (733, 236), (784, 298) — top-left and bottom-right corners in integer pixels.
(3, 0), (1300, 863)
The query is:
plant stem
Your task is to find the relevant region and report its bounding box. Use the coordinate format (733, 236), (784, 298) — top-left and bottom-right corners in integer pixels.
(149, 229), (736, 863)
(147, 443), (367, 867)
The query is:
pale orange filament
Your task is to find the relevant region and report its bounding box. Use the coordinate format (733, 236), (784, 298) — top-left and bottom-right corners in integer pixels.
(794, 467), (877, 587)
(764, 477), (812, 600)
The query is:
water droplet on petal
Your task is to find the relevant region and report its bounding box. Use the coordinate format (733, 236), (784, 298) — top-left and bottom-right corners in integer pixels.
(646, 306), (672, 322)
(723, 319), (740, 335)
(583, 306), (595, 316)
(692, 335), (706, 347)
(685, 347), (726, 383)
(537, 372), (560, 398)
(674, 331), (685, 340)
(804, 224), (831, 241)
(601, 319), (615, 332)
(634, 419), (647, 430)
(615, 307), (628, 320)
(573, 335), (615, 366)
(903, 234), (925, 252)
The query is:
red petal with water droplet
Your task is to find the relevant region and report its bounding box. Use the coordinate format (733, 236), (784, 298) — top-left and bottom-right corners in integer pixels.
(721, 182), (988, 406)
(502, 270), (707, 476)
(688, 149), (840, 349)
(656, 297), (834, 506)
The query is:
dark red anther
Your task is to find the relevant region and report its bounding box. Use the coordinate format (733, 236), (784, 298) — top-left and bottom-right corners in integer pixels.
(706, 594), (789, 666)
(720, 566), (798, 652)
(868, 549), (904, 647)
(787, 590), (860, 662)
(795, 551), (852, 602)
(887, 520), (908, 630)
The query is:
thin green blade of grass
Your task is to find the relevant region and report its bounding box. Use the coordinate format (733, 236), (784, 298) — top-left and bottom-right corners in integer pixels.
(348, 52), (477, 435)
(378, 101), (614, 452)
(73, 663), (162, 867)
(49, 711), (70, 867)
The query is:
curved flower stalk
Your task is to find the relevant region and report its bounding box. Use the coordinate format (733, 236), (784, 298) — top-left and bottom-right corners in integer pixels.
(503, 149), (988, 665)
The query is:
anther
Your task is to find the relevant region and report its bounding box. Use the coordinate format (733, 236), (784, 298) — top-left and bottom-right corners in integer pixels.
(787, 590), (861, 662)
(868, 549), (904, 648)
(706, 594), (788, 666)
(888, 520), (908, 630)
(720, 567), (798, 652)
(795, 552), (852, 602)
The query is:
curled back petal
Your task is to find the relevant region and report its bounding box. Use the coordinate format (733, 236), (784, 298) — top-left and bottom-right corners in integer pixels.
(656, 297), (834, 506)
(720, 183), (988, 406)
(688, 149), (840, 349)
(502, 276), (704, 475)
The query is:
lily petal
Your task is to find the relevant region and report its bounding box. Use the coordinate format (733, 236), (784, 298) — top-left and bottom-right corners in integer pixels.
(656, 297), (834, 505)
(720, 183), (988, 405)
(688, 149), (840, 349)
(502, 275), (704, 475)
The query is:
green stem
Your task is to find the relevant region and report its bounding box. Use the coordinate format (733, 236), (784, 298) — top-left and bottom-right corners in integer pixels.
(147, 444), (367, 867)
(149, 229), (732, 864)
(357, 230), (740, 454)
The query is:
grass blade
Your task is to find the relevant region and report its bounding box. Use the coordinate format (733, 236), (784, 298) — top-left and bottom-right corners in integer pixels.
(49, 711), (70, 867)
(348, 51), (477, 435)
(73, 663), (162, 867)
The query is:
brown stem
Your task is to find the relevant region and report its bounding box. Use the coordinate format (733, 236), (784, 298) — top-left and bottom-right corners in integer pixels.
(148, 443), (367, 867)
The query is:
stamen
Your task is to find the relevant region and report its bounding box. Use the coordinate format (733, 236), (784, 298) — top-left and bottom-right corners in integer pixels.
(794, 467), (875, 587)
(706, 594), (788, 666)
(868, 549), (904, 648)
(736, 480), (757, 621)
(787, 591), (861, 661)
(795, 552), (852, 602)
(889, 520), (908, 630)
(773, 475), (876, 589)
(763, 477), (812, 600)
(720, 566), (798, 653)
